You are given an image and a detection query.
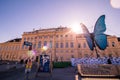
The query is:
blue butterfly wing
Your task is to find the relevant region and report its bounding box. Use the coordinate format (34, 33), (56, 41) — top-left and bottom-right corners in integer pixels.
(94, 15), (107, 50)
(81, 23), (94, 50)
(94, 34), (107, 50)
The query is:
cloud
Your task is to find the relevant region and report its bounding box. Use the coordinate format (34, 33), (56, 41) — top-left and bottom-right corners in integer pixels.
(110, 0), (120, 9)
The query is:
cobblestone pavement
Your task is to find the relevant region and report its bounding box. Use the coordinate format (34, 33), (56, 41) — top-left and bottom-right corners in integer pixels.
(24, 67), (78, 80)
(0, 64), (78, 80)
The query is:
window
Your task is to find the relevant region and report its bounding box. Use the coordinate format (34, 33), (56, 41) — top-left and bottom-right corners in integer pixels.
(22, 44), (24, 49)
(78, 43), (81, 48)
(60, 43), (64, 48)
(9, 46), (11, 50)
(83, 43), (86, 48)
(4, 46), (6, 50)
(3, 46), (5, 50)
(38, 41), (41, 48)
(70, 42), (74, 48)
(27, 37), (30, 41)
(66, 42), (68, 48)
(18, 46), (20, 50)
(56, 43), (59, 48)
(50, 36), (53, 38)
(49, 50), (52, 53)
(44, 41), (47, 46)
(60, 35), (63, 37)
(33, 44), (36, 49)
(0, 47), (2, 50)
(12, 46), (14, 50)
(49, 41), (52, 48)
(71, 55), (74, 58)
(60, 50), (63, 53)
(71, 50), (74, 53)
(25, 46), (28, 49)
(65, 35), (68, 37)
(44, 36), (48, 38)
(31, 37), (33, 41)
(66, 50), (69, 53)
(5, 46), (8, 50)
(56, 50), (59, 53)
(6, 55), (9, 58)
(15, 46), (18, 50)
(112, 42), (115, 47)
(5, 46), (6, 50)
(24, 37), (26, 41)
(35, 36), (37, 39)
(1, 47), (3, 50)
(56, 35), (59, 38)
(39, 36), (42, 39)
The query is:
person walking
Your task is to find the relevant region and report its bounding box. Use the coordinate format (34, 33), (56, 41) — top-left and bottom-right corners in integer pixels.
(25, 59), (33, 80)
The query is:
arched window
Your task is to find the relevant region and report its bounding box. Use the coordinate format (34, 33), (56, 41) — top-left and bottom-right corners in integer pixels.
(38, 41), (41, 48)
(78, 43), (81, 48)
(22, 44), (24, 49)
(56, 43), (59, 48)
(24, 37), (26, 41)
(65, 35), (68, 37)
(66, 42), (68, 48)
(44, 41), (47, 46)
(83, 43), (86, 48)
(112, 42), (115, 47)
(33, 44), (36, 49)
(27, 37), (30, 41)
(60, 43), (64, 48)
(70, 42), (74, 48)
(49, 41), (52, 48)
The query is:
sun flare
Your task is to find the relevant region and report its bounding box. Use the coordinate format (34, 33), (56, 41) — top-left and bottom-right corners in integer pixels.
(70, 22), (83, 34)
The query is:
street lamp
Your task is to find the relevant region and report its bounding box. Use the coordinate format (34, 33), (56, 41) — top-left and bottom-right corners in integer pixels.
(42, 46), (48, 51)
(41, 46), (47, 55)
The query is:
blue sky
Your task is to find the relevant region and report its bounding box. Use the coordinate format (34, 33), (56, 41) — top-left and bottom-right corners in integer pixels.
(0, 0), (120, 43)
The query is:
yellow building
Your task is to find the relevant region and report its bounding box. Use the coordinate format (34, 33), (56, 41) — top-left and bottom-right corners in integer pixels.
(0, 27), (120, 61)
(0, 38), (21, 61)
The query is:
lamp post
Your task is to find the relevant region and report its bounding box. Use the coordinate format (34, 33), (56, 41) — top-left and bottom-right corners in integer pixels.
(41, 46), (48, 55)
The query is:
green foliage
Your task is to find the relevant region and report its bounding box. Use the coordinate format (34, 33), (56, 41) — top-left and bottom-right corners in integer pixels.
(53, 62), (71, 68)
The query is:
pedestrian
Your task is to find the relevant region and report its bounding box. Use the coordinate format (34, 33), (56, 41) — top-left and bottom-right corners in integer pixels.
(107, 58), (112, 64)
(25, 59), (33, 74)
(25, 59), (28, 64)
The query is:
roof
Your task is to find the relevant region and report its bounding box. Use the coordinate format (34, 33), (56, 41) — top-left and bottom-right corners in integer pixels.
(6, 38), (22, 43)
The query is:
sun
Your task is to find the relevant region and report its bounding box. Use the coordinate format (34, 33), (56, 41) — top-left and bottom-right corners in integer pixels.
(70, 22), (83, 34)
(110, 0), (120, 9)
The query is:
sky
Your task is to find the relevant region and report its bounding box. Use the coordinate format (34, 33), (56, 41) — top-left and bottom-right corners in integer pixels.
(0, 0), (120, 43)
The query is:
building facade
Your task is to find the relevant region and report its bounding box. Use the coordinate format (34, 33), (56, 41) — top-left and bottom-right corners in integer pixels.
(0, 27), (120, 61)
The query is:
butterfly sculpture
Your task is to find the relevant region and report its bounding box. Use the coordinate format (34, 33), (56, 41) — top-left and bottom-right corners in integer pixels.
(81, 15), (107, 57)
